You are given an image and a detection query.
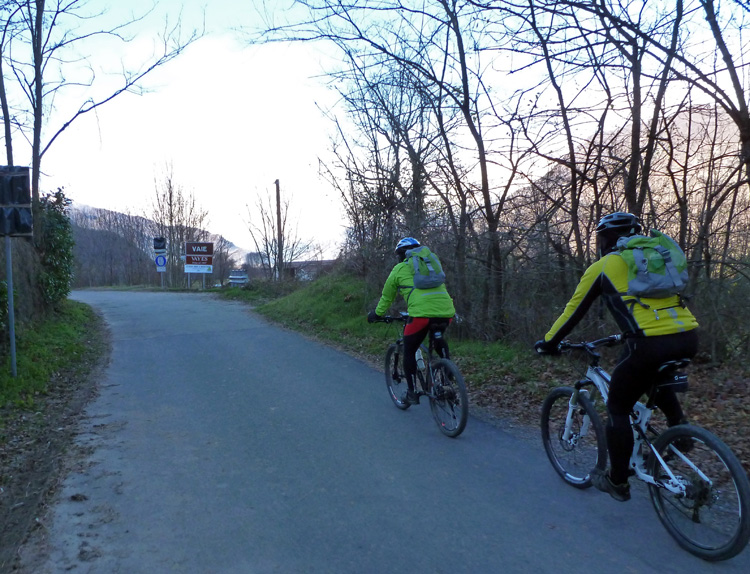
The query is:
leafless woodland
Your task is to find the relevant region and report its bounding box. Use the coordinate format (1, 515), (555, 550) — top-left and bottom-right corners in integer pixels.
(253, 0), (750, 360)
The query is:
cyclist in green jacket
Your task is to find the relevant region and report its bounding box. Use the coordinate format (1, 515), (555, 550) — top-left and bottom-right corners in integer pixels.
(368, 237), (456, 405)
(535, 213), (699, 502)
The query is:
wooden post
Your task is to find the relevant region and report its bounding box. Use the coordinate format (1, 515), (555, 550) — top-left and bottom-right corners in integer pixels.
(275, 179), (283, 281)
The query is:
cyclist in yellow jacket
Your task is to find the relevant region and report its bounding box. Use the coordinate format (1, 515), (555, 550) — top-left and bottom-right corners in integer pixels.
(368, 237), (456, 405)
(535, 213), (699, 502)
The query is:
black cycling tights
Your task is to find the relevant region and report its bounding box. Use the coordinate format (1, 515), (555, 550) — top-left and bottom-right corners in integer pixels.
(402, 318), (451, 392)
(606, 329), (699, 484)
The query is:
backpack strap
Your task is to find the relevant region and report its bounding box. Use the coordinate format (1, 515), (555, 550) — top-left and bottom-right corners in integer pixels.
(654, 245), (684, 289)
(622, 248), (650, 310)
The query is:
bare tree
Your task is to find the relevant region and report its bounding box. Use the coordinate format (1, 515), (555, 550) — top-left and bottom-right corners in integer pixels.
(0, 0), (201, 237)
(246, 190), (315, 281)
(151, 165), (209, 288)
(210, 234), (236, 286)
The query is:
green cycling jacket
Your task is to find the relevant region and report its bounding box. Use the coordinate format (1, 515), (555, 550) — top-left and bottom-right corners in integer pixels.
(544, 252), (698, 345)
(375, 261), (455, 318)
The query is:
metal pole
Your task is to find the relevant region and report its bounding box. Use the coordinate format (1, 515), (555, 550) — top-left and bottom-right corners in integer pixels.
(6, 236), (17, 377)
(275, 179), (282, 281)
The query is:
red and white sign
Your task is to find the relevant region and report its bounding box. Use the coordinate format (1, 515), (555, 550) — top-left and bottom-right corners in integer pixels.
(186, 255), (211, 265)
(184, 242), (213, 274)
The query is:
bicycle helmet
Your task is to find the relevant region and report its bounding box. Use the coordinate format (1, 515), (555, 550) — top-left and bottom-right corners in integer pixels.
(395, 237), (420, 260)
(596, 212), (641, 255)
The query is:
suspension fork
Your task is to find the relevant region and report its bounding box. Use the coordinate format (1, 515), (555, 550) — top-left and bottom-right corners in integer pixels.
(562, 383), (591, 442)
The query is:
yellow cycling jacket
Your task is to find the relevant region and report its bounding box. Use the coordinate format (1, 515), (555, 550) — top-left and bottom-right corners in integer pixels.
(544, 252), (698, 345)
(375, 261), (455, 318)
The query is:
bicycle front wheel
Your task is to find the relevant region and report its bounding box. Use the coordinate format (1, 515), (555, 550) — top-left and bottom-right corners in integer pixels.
(648, 424), (750, 561)
(384, 343), (410, 410)
(428, 359), (468, 438)
(540, 386), (606, 488)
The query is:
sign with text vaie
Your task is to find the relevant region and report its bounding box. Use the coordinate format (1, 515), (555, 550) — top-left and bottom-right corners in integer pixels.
(184, 241), (213, 274)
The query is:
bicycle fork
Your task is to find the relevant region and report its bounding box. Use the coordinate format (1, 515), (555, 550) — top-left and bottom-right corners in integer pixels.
(562, 388), (591, 443)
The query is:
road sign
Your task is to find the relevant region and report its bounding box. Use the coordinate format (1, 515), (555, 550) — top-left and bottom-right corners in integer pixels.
(184, 264), (213, 274)
(185, 242), (213, 255)
(185, 255), (211, 265)
(155, 254), (167, 272)
(184, 242), (213, 274)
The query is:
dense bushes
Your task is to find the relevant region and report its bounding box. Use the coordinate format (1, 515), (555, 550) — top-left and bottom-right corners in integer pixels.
(0, 190), (75, 361)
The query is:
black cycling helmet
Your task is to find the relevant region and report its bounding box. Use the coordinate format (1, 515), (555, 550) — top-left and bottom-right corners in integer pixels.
(596, 212), (641, 255)
(395, 237), (420, 260)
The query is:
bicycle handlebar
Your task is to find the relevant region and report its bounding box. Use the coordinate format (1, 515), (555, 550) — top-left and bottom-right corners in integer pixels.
(373, 313), (409, 324)
(559, 334), (623, 357)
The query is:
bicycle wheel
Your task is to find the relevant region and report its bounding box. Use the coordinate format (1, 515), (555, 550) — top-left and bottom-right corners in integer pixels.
(384, 343), (410, 410)
(540, 386), (607, 488)
(647, 424), (750, 561)
(428, 358), (468, 438)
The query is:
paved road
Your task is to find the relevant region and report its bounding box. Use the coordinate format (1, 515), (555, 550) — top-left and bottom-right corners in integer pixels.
(17, 291), (750, 573)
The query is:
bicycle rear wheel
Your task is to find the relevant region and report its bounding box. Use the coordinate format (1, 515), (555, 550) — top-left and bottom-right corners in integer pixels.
(384, 343), (410, 410)
(647, 424), (750, 561)
(540, 386), (606, 488)
(428, 358), (468, 438)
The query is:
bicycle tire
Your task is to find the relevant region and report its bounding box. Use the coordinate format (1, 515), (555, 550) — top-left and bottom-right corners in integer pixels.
(540, 386), (607, 488)
(428, 358), (468, 438)
(647, 424), (750, 561)
(384, 343), (410, 410)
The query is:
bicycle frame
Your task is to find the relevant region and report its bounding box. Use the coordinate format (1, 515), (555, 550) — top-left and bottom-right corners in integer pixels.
(382, 313), (436, 394)
(546, 335), (750, 561)
(563, 336), (693, 497)
(376, 313), (469, 437)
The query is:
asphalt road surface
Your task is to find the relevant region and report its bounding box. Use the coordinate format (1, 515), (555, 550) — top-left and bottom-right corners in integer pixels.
(17, 290), (750, 573)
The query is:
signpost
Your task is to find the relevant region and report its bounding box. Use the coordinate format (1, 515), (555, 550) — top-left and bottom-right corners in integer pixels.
(1, 166), (32, 377)
(184, 242), (213, 273)
(153, 237), (167, 288)
(185, 242), (213, 288)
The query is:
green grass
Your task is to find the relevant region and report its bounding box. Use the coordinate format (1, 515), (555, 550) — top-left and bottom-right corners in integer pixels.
(254, 273), (394, 357)
(0, 300), (98, 410)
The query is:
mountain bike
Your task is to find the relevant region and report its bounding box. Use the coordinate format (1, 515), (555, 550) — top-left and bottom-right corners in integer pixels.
(540, 334), (750, 561)
(373, 312), (468, 438)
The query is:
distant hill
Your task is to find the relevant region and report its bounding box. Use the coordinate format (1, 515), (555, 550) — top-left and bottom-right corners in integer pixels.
(69, 204), (252, 287)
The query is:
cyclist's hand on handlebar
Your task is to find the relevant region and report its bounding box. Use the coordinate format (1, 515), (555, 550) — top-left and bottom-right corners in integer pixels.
(367, 310), (382, 324)
(534, 339), (561, 355)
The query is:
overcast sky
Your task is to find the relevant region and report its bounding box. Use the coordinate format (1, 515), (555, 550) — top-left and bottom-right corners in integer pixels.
(38, 0), (345, 255)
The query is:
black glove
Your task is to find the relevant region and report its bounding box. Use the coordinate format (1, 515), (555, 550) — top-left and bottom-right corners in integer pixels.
(535, 339), (559, 355)
(367, 310), (382, 324)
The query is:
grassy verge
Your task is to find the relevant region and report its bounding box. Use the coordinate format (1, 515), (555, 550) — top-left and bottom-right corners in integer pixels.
(0, 299), (106, 570)
(0, 300), (98, 411)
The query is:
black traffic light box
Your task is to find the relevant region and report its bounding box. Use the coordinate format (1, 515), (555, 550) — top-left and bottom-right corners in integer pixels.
(0, 166), (32, 237)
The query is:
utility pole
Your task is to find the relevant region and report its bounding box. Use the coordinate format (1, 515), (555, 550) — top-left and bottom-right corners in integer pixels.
(275, 179), (283, 281)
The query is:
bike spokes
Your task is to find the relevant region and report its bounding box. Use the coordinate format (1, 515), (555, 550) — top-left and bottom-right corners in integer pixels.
(540, 387), (606, 488)
(428, 359), (468, 438)
(648, 426), (750, 561)
(384, 344), (410, 410)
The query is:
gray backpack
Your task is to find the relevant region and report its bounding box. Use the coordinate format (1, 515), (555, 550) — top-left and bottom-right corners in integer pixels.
(405, 246), (446, 289)
(615, 230), (688, 300)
